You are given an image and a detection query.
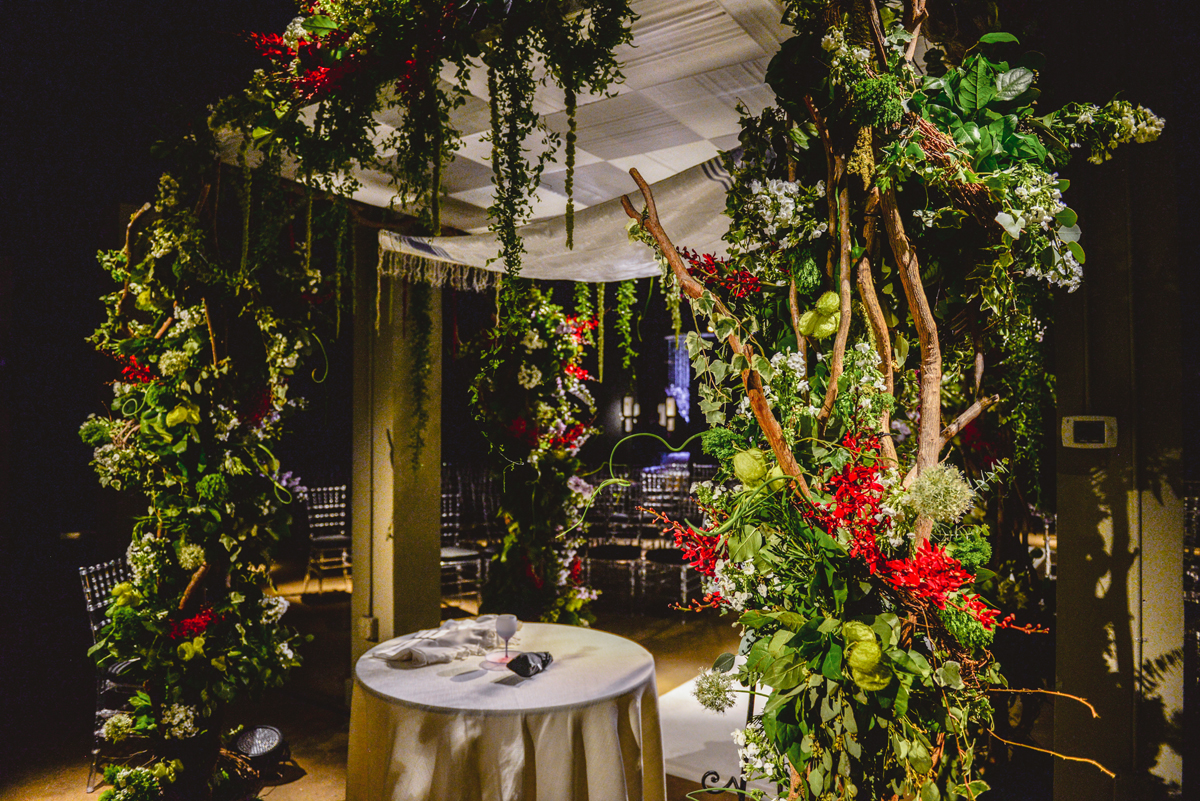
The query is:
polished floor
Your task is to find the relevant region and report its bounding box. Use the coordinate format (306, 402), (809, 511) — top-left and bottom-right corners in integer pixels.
(0, 569), (741, 801)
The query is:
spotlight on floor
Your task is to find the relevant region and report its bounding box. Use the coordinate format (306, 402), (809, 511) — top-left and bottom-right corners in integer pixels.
(234, 725), (290, 772)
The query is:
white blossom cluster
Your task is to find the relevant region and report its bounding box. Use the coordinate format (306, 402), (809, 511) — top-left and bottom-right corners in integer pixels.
(517, 364), (542, 389)
(745, 179), (827, 249)
(156, 348), (191, 377)
(520, 329), (547, 351)
(160, 704), (199, 740)
(1008, 166), (1065, 232)
(707, 558), (782, 612)
(732, 719), (791, 794)
(177, 542), (206, 571)
(821, 26), (871, 86)
(261, 595), (290, 624)
(1024, 246), (1082, 293)
(93, 443), (159, 491)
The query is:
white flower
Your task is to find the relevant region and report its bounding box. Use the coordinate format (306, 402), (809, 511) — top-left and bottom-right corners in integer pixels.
(101, 713), (135, 742)
(260, 595), (289, 624)
(517, 364), (542, 389)
(161, 704), (199, 740)
(520, 330), (546, 351)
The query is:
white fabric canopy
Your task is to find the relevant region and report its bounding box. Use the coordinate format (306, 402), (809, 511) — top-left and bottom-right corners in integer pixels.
(378, 156), (734, 283)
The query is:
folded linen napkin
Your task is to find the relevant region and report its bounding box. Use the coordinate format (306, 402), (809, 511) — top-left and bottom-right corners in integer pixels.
(373, 615), (511, 667)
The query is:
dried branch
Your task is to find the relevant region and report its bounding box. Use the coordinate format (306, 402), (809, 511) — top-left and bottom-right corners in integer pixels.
(904, 0), (929, 62)
(154, 317), (175, 340)
(864, 0), (891, 66)
(986, 730), (1115, 778)
(972, 324), (985, 397)
(988, 688), (1100, 719)
(178, 562), (210, 612)
(941, 394), (999, 446)
(804, 95), (842, 279)
(621, 169), (810, 499)
(118, 203), (153, 314)
(901, 394), (1000, 486)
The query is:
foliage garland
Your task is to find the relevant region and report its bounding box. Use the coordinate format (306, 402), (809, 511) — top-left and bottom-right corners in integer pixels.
(470, 288), (601, 624)
(622, 2), (1163, 799)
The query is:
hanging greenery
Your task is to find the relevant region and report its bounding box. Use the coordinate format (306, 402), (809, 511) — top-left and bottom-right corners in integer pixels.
(622, 1), (1162, 798)
(614, 278), (639, 379)
(470, 288), (601, 624)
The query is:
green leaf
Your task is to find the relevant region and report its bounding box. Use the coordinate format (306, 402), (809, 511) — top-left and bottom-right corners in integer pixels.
(821, 643), (844, 680)
(979, 32), (1019, 44)
(301, 15), (339, 36)
(935, 661), (965, 689)
(910, 740), (933, 774)
(1055, 208), (1078, 227)
(921, 780), (942, 801)
(1067, 240), (1086, 264)
(808, 766), (825, 797)
(995, 211), (1025, 239)
(1059, 223), (1082, 243)
(993, 68), (1034, 102)
(712, 652), (736, 673)
(959, 58), (996, 115)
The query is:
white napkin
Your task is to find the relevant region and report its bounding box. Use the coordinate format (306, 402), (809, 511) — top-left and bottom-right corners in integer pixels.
(373, 615), (512, 667)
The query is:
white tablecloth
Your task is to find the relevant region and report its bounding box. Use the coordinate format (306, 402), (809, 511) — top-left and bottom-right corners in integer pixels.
(347, 622), (666, 801)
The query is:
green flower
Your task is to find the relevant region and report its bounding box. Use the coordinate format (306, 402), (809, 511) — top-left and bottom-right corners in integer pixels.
(732, 448), (769, 487)
(196, 474), (229, 503)
(693, 669), (736, 713)
(908, 463), (975, 522)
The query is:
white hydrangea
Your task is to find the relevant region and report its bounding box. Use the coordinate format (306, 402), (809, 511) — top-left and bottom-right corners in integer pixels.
(160, 704), (199, 740)
(157, 349), (191, 377)
(520, 329), (546, 351)
(101, 713), (135, 742)
(517, 364), (542, 389)
(258, 596), (289, 625)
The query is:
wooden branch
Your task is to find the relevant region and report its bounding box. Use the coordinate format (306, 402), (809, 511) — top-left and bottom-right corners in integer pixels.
(154, 317), (175, 340)
(901, 395), (1000, 486)
(864, 0), (891, 66)
(118, 203), (153, 314)
(817, 177), (853, 425)
(203, 298), (218, 367)
(986, 730), (1115, 779)
(880, 189), (941, 541)
(972, 325), (984, 397)
(940, 394), (999, 446)
(788, 279), (808, 380)
(178, 562), (210, 612)
(621, 169), (810, 499)
(803, 95), (842, 279)
(853, 190), (898, 466)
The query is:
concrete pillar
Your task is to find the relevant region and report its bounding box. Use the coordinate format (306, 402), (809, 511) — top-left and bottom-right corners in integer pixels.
(350, 227), (443, 671)
(1054, 141), (1184, 799)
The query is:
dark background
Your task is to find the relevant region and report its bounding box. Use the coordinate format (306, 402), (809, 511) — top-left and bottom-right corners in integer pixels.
(1, 0), (1196, 790)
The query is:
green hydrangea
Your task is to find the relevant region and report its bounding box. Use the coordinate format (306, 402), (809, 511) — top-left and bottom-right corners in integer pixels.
(197, 474), (229, 502)
(701, 427), (749, 462)
(80, 415), (114, 447)
(852, 75), (905, 128)
(947, 527), (992, 570)
(908, 463), (974, 522)
(939, 605), (994, 651)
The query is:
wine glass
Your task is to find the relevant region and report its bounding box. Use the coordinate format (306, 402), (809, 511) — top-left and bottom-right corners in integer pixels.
(495, 615), (519, 664)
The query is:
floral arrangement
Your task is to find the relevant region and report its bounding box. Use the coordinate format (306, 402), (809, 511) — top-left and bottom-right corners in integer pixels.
(471, 288), (600, 624)
(81, 2), (641, 793)
(81, 121), (346, 801)
(622, 2), (1161, 798)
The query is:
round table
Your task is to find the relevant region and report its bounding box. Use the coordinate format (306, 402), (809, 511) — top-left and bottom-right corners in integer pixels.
(347, 622), (666, 801)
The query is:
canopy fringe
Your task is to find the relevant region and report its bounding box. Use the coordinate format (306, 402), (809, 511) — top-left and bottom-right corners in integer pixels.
(379, 251), (498, 294)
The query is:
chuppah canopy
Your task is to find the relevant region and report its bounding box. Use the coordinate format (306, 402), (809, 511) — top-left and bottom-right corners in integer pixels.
(378, 156), (733, 286)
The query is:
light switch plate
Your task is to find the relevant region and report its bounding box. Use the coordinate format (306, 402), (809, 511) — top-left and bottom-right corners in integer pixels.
(1061, 415), (1117, 449)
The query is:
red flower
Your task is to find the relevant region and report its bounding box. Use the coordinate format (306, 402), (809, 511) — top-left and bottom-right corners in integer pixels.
(524, 559), (545, 590)
(118, 354), (156, 384)
(507, 417), (540, 446)
(564, 362), (591, 381)
(679, 248), (762, 299)
(883, 540), (974, 609)
(569, 558), (584, 585)
(169, 607), (219, 641)
(251, 32), (295, 65)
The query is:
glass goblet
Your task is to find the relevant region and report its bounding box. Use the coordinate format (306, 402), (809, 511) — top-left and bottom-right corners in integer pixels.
(495, 614), (519, 663)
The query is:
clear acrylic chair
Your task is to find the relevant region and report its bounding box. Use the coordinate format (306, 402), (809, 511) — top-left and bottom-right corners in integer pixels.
(302, 485), (352, 593)
(79, 558), (141, 793)
(440, 464), (482, 604)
